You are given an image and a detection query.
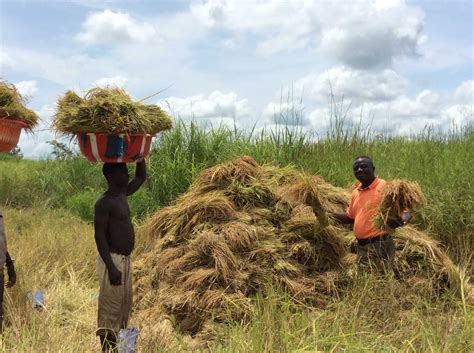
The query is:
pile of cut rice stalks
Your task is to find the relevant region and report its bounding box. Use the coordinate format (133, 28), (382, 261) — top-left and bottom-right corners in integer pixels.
(133, 156), (468, 349)
(0, 80), (39, 130)
(374, 179), (426, 231)
(53, 87), (172, 134)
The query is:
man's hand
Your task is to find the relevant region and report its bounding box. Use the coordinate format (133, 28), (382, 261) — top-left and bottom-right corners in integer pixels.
(108, 266), (122, 286)
(387, 211), (412, 229)
(386, 217), (404, 229)
(6, 261), (16, 288)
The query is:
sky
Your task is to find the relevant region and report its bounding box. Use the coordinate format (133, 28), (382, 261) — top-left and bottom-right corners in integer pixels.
(1, 0), (472, 159)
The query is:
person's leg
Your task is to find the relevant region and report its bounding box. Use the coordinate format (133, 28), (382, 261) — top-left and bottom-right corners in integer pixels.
(376, 236), (396, 275)
(0, 270), (4, 331)
(356, 243), (371, 273)
(99, 331), (117, 352)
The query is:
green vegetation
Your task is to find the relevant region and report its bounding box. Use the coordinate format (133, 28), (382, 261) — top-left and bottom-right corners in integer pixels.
(0, 121), (472, 351)
(1, 122), (472, 264)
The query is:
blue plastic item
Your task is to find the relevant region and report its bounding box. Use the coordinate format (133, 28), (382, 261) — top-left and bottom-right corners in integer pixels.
(26, 290), (44, 310)
(117, 327), (139, 353)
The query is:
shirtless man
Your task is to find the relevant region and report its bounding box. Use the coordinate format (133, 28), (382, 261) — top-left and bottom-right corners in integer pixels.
(94, 161), (146, 351)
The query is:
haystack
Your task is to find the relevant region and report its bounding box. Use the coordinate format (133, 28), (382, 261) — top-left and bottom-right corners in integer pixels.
(53, 87), (172, 134)
(0, 80), (39, 130)
(374, 179), (426, 231)
(133, 157), (468, 349)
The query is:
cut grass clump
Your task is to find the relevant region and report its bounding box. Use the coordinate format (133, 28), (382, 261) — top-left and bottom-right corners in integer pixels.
(53, 87), (173, 134)
(133, 156), (469, 350)
(374, 179), (426, 231)
(0, 80), (39, 130)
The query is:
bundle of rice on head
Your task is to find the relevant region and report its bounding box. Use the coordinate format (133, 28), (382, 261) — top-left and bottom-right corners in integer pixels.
(53, 86), (173, 162)
(0, 80), (39, 131)
(53, 86), (172, 134)
(374, 179), (426, 231)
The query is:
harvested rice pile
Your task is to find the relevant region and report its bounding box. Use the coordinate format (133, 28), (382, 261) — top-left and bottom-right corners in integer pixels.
(133, 157), (467, 348)
(53, 87), (172, 134)
(0, 81), (39, 129)
(374, 179), (426, 231)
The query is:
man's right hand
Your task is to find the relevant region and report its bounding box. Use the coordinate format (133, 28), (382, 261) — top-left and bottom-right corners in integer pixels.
(108, 267), (122, 286)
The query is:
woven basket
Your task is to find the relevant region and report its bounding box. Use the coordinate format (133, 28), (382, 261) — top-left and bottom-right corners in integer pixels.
(0, 119), (27, 152)
(77, 133), (154, 163)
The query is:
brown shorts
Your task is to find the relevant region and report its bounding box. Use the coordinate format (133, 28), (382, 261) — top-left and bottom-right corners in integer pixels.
(96, 253), (132, 337)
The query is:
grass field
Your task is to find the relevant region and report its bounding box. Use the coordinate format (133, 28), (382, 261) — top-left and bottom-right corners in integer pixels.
(0, 122), (472, 351)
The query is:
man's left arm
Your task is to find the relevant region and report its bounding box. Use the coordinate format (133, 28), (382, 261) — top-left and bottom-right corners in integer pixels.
(127, 160), (147, 196)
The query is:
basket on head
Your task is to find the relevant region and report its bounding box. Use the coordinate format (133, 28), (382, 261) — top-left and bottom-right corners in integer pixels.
(77, 132), (154, 163)
(0, 119), (27, 152)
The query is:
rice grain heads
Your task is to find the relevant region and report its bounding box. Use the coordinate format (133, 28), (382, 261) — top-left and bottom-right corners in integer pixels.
(53, 87), (172, 134)
(133, 157), (468, 349)
(374, 179), (426, 231)
(0, 80), (39, 130)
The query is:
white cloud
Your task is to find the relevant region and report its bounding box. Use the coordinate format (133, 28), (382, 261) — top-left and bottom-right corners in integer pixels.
(301, 82), (473, 136)
(4, 46), (118, 86)
(454, 80), (473, 104)
(158, 91), (249, 125)
(14, 80), (38, 97)
(375, 0), (404, 11)
(287, 66), (407, 105)
(441, 104), (473, 127)
(94, 75), (128, 87)
(262, 99), (309, 126)
(0, 47), (15, 72)
(318, 1), (424, 68)
(191, 0), (424, 67)
(18, 104), (55, 159)
(77, 9), (157, 45)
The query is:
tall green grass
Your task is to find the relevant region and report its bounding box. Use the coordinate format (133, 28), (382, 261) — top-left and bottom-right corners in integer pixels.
(1, 121), (472, 266)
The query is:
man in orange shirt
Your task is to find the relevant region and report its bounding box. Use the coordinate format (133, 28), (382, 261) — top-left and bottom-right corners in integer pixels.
(332, 156), (411, 271)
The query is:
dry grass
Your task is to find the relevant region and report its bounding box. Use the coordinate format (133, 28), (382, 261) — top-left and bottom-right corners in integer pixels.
(53, 87), (173, 134)
(0, 81), (39, 129)
(133, 156), (469, 350)
(375, 179), (426, 230)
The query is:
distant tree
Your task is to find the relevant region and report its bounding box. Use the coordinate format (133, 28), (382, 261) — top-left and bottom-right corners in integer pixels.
(47, 140), (76, 160)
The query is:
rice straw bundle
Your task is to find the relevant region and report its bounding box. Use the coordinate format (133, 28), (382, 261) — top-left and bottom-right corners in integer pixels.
(374, 179), (426, 230)
(133, 158), (465, 349)
(0, 80), (39, 130)
(53, 87), (172, 134)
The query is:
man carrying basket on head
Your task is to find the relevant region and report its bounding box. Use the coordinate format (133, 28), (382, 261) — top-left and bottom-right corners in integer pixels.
(94, 160), (146, 352)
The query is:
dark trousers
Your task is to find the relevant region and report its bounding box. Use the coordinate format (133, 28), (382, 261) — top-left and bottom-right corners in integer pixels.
(356, 235), (395, 274)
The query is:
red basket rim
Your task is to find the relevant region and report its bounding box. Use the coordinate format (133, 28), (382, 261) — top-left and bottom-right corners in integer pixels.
(76, 132), (156, 137)
(0, 118), (28, 128)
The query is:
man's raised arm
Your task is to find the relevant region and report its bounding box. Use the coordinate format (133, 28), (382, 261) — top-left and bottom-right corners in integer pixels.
(127, 160), (146, 196)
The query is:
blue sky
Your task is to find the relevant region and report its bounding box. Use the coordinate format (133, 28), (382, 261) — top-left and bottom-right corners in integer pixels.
(1, 0), (472, 158)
